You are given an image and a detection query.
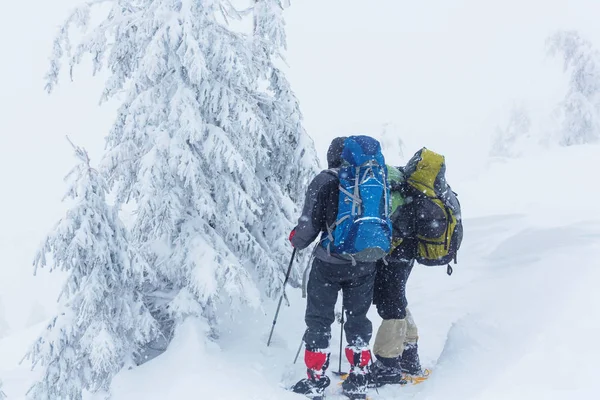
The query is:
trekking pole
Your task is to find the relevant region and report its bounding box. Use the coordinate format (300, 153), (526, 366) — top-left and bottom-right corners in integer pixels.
(267, 248), (297, 347)
(293, 336), (304, 364)
(333, 305), (346, 376)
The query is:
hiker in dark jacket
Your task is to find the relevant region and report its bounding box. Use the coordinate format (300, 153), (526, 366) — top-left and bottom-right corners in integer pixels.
(369, 165), (422, 385)
(290, 137), (377, 400)
(370, 235), (423, 385)
(370, 150), (462, 386)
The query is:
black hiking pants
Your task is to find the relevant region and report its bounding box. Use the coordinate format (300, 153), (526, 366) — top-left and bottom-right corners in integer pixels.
(373, 240), (417, 320)
(304, 257), (376, 350)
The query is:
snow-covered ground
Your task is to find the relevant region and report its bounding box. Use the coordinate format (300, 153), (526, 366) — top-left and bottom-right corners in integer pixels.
(2, 144), (599, 399)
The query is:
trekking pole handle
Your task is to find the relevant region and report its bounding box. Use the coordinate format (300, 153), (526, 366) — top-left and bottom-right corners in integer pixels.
(267, 248), (297, 347)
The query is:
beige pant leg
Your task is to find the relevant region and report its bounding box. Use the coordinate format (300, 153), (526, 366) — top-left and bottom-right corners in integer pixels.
(404, 308), (419, 344)
(373, 318), (407, 359)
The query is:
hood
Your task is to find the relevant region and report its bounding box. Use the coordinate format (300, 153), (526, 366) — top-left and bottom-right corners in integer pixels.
(327, 136), (347, 168)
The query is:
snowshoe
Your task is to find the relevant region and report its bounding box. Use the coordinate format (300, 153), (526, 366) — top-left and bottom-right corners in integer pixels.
(368, 359), (407, 387)
(291, 375), (330, 399)
(341, 369), (369, 399)
(340, 347), (371, 399)
(403, 368), (432, 385)
(400, 342), (423, 375)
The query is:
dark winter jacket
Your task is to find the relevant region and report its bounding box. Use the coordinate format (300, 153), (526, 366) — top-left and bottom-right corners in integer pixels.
(291, 170), (353, 264)
(388, 187), (418, 261)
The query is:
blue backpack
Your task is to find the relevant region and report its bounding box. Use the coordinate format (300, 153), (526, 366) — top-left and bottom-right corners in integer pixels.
(321, 136), (392, 263)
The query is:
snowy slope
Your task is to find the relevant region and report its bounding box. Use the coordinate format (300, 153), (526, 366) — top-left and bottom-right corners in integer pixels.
(1, 145), (599, 399)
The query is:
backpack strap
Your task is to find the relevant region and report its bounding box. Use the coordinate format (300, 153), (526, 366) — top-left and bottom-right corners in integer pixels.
(324, 215), (355, 264)
(322, 167), (360, 241)
(339, 186), (362, 207)
(323, 168), (339, 178)
(354, 160), (385, 216)
(319, 168), (343, 256)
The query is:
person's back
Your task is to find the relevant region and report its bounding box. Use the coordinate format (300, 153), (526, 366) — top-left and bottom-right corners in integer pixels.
(371, 148), (463, 386)
(371, 165), (420, 385)
(290, 136), (391, 400)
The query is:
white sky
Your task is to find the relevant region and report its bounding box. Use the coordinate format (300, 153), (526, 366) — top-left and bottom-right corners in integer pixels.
(1, 0), (599, 329)
(284, 0), (599, 163)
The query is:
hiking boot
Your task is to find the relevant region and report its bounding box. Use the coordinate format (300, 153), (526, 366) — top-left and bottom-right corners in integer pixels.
(400, 342), (423, 376)
(342, 370), (369, 399)
(368, 359), (407, 387)
(291, 375), (330, 399)
(342, 347), (371, 399)
(292, 349), (331, 399)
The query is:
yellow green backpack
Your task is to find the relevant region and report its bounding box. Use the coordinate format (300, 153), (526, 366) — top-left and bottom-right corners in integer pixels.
(390, 148), (463, 273)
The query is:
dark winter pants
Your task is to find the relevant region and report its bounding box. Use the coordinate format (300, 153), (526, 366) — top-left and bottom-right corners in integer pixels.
(373, 241), (416, 320)
(304, 257), (376, 350)
(372, 241), (418, 365)
(373, 256), (414, 320)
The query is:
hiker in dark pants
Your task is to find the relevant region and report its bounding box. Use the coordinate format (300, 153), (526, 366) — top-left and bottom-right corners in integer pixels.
(369, 149), (462, 386)
(304, 258), (375, 352)
(371, 239), (423, 385)
(290, 136), (389, 400)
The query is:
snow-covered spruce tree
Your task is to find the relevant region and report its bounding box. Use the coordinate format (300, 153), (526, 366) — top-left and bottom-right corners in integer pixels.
(25, 141), (157, 400)
(490, 103), (531, 158)
(0, 379), (6, 400)
(547, 31), (600, 146)
(252, 0), (319, 278)
(45, 0), (317, 347)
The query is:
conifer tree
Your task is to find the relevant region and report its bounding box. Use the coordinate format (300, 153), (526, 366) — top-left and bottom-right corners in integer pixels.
(26, 141), (157, 400)
(44, 0), (317, 348)
(548, 31), (600, 145)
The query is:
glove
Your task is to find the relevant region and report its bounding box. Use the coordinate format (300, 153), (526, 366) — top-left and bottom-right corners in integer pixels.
(289, 228), (297, 247)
